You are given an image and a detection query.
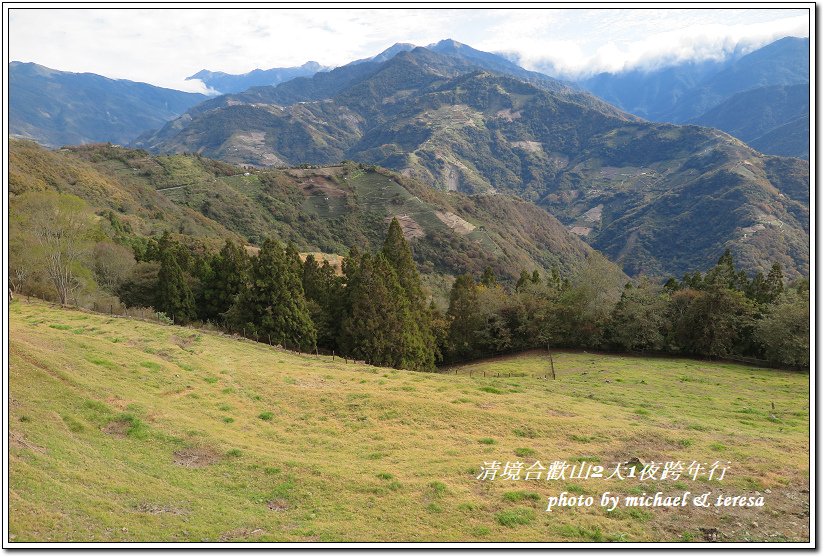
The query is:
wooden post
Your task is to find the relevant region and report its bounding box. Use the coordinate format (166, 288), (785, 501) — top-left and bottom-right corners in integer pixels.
(550, 352), (556, 380)
(332, 350), (335, 361)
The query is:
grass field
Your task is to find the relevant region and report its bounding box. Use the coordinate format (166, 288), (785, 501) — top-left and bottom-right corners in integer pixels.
(8, 300), (810, 543)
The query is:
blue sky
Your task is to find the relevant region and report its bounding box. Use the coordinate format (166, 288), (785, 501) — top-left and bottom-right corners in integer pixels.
(8, 6), (810, 93)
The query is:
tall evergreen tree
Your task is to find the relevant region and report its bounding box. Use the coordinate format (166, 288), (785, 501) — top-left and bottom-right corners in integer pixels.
(230, 238), (316, 350)
(446, 274), (482, 361)
(764, 262), (785, 303)
(302, 255), (344, 350)
(704, 249), (737, 290)
(199, 239), (250, 322)
(380, 218), (436, 371)
(157, 245), (196, 324)
(339, 253), (418, 369)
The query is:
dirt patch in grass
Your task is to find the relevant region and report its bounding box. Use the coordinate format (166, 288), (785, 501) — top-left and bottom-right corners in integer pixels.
(510, 140), (542, 154)
(170, 335), (196, 349)
(10, 431), (46, 453)
(106, 396), (129, 410)
(435, 210), (476, 235)
(296, 175), (347, 198)
(134, 502), (188, 516)
(386, 215), (425, 240)
(219, 527), (266, 542)
(173, 447), (221, 468)
(267, 499), (290, 512)
(102, 420), (130, 438)
(647, 482), (810, 543)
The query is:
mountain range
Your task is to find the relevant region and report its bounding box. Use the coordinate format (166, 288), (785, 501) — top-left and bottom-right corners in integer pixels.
(134, 42), (809, 279)
(9, 61), (206, 147)
(186, 61), (328, 94)
(8, 37), (811, 281)
(580, 37), (810, 158)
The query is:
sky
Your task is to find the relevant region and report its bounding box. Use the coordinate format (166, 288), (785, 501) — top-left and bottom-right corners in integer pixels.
(8, 6), (811, 93)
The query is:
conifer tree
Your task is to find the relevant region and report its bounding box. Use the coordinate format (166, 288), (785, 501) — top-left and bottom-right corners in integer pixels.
(380, 218), (436, 371)
(199, 239), (249, 322)
(446, 274), (482, 361)
(705, 249), (736, 290)
(230, 238), (316, 350)
(302, 255), (344, 350)
(157, 245), (196, 324)
(339, 253), (415, 368)
(764, 262), (785, 303)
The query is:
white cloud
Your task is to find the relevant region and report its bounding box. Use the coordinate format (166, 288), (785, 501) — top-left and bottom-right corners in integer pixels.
(7, 7), (811, 89)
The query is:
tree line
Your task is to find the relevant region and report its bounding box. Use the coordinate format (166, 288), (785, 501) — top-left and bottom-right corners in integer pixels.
(10, 191), (809, 371)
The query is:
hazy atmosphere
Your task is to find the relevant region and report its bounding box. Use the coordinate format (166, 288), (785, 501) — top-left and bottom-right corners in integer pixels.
(8, 7), (809, 92)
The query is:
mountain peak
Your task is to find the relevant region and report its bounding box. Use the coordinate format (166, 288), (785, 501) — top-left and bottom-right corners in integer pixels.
(431, 38), (466, 50)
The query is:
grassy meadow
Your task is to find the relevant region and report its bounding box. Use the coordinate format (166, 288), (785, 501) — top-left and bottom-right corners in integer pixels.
(8, 300), (809, 543)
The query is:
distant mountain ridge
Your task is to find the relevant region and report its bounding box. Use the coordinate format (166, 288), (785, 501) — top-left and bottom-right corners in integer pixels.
(186, 61), (328, 94)
(578, 36), (810, 158)
(689, 84), (809, 159)
(9, 61), (206, 147)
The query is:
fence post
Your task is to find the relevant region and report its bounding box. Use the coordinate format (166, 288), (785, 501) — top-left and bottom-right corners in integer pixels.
(550, 352), (556, 380)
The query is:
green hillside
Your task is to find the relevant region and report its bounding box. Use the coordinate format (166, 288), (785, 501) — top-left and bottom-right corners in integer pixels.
(9, 300), (809, 542)
(10, 139), (602, 288)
